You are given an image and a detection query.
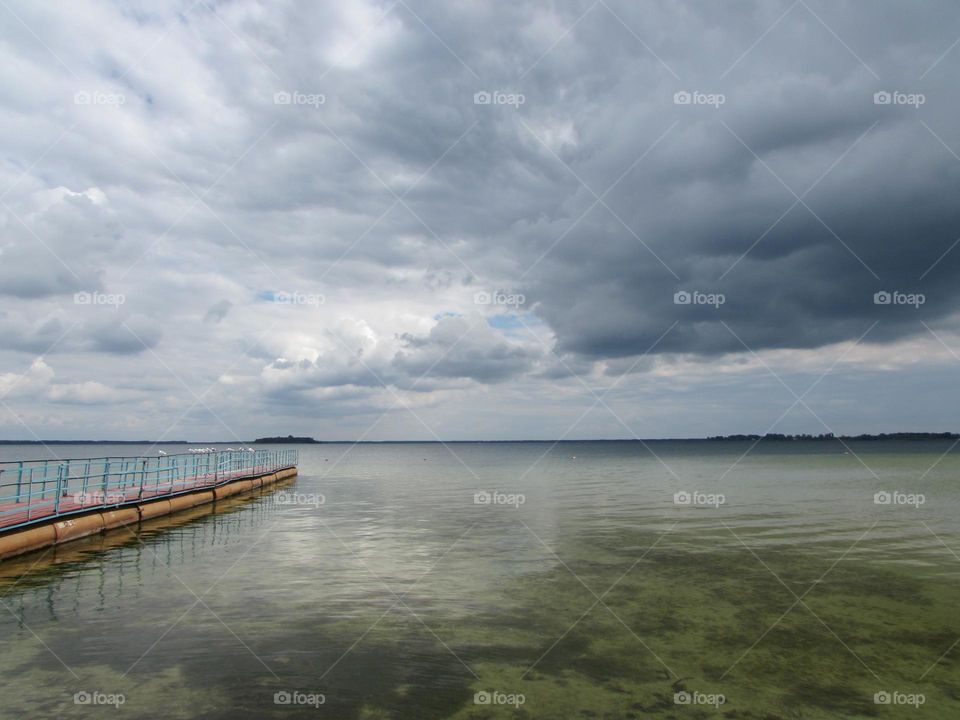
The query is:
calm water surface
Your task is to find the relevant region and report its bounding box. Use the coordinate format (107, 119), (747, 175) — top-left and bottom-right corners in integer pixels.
(0, 441), (958, 718)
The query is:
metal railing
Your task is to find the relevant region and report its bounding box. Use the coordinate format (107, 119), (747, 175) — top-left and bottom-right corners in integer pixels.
(0, 449), (298, 532)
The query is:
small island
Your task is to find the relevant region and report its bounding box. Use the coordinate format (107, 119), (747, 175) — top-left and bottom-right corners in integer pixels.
(253, 435), (321, 444)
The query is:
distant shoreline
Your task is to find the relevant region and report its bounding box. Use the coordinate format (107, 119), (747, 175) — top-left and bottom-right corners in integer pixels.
(0, 433), (956, 445)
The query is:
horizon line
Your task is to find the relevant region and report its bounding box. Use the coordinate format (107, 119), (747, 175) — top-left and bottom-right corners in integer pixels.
(0, 432), (957, 445)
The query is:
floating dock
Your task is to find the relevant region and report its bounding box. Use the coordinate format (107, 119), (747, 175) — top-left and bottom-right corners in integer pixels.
(0, 449), (298, 561)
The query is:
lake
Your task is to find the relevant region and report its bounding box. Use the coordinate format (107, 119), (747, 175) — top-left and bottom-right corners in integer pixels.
(0, 440), (958, 718)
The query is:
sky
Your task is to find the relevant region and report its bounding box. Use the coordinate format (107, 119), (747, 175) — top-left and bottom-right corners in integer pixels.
(0, 0), (959, 442)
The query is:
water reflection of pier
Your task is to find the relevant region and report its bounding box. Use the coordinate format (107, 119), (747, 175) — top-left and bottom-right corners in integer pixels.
(0, 478), (293, 625)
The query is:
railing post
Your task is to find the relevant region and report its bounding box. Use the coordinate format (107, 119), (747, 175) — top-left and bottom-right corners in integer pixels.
(26, 466), (34, 521)
(54, 463), (65, 514)
(15, 461), (23, 504)
(139, 459), (147, 500)
(81, 460), (91, 499)
(102, 459), (110, 505)
(62, 460), (71, 498)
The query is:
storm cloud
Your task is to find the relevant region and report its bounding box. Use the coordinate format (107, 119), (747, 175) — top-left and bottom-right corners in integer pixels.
(1, 0), (959, 440)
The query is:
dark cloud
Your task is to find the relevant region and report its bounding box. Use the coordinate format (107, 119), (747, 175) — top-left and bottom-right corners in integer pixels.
(0, 0), (959, 439)
(84, 315), (162, 355)
(393, 315), (541, 384)
(0, 312), (68, 353)
(204, 299), (233, 324)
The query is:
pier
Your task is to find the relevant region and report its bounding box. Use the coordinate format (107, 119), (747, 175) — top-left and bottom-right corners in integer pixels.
(0, 449), (298, 560)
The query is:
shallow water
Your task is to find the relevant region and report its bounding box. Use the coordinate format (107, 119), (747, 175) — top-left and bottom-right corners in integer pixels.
(0, 440), (958, 718)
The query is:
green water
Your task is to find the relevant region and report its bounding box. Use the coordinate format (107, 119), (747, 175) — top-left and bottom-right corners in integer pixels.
(0, 441), (958, 718)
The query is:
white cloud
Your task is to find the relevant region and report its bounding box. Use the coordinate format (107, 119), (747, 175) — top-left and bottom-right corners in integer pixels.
(0, 357), (128, 405)
(0, 0), (958, 439)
